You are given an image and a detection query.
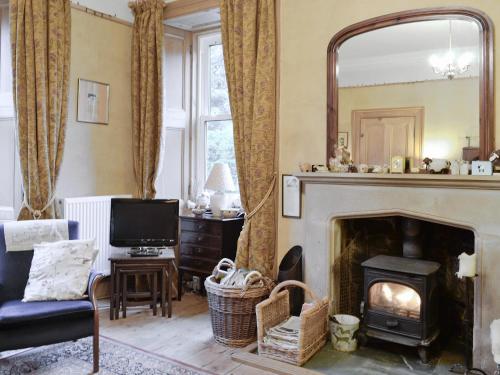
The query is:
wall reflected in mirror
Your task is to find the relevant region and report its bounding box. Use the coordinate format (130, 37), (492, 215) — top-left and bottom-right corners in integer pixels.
(337, 19), (481, 166)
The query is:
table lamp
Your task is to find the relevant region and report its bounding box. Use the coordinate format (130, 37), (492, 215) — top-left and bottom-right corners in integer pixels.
(205, 162), (235, 217)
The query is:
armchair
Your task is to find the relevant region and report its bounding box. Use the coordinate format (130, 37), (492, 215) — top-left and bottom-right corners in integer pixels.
(0, 221), (103, 373)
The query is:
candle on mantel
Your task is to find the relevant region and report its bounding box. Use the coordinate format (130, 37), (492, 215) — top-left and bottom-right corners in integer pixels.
(456, 252), (477, 279)
(491, 320), (500, 366)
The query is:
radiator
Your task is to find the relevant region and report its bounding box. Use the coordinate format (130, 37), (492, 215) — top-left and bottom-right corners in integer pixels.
(62, 195), (131, 275)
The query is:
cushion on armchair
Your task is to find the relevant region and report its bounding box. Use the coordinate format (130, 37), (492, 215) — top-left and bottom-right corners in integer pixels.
(0, 299), (93, 326)
(0, 221), (79, 302)
(23, 239), (98, 302)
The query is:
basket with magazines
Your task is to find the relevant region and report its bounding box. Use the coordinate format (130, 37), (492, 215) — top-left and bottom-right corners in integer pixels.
(204, 258), (273, 347)
(256, 280), (329, 366)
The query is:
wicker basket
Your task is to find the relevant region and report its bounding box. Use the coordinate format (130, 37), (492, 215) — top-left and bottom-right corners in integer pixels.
(256, 280), (329, 366)
(205, 259), (272, 347)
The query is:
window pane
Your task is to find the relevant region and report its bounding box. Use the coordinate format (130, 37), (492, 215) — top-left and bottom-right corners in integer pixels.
(209, 44), (230, 116)
(206, 120), (238, 190)
(0, 7), (14, 118)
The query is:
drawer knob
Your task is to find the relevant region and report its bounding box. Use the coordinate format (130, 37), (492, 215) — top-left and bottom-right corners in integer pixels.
(386, 320), (399, 328)
(197, 236), (204, 242)
(195, 248), (202, 254)
(197, 224), (206, 230)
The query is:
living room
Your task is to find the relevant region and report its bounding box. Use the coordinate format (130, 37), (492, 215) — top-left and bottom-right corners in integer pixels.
(1, 0), (500, 374)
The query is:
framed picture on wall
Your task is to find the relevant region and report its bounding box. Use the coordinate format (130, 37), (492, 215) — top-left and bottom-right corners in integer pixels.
(77, 79), (110, 124)
(282, 174), (301, 218)
(338, 132), (348, 148)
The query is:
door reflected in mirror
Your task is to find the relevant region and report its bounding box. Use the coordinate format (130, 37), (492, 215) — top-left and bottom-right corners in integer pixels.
(337, 19), (481, 166)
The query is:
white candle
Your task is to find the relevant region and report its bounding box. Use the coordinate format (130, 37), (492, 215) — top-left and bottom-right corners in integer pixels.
(456, 252), (477, 279)
(491, 320), (500, 365)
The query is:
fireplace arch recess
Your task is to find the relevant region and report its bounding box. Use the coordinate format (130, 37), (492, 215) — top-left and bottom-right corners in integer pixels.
(330, 214), (476, 363)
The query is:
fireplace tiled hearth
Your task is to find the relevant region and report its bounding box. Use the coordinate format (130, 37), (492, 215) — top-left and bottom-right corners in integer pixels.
(296, 173), (500, 373)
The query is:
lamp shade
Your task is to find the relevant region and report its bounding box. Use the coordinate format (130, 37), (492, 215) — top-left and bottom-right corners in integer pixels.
(205, 162), (235, 192)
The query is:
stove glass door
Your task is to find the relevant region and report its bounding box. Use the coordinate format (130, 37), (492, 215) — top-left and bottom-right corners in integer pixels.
(368, 282), (421, 319)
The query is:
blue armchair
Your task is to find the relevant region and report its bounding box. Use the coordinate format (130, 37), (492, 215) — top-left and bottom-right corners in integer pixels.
(0, 221), (103, 373)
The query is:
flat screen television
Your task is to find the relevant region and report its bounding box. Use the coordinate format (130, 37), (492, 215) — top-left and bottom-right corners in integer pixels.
(110, 198), (179, 248)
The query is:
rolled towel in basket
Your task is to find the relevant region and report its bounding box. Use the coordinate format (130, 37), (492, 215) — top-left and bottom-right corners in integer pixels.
(491, 319), (500, 364)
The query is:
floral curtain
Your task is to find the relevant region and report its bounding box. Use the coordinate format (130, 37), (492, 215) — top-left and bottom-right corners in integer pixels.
(129, 0), (165, 199)
(10, 0), (71, 220)
(221, 0), (277, 277)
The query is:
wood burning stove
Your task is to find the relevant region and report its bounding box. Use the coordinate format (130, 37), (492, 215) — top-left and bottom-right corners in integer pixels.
(359, 255), (440, 363)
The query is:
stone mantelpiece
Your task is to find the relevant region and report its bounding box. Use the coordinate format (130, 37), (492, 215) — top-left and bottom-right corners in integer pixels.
(296, 172), (500, 372)
(296, 172), (500, 190)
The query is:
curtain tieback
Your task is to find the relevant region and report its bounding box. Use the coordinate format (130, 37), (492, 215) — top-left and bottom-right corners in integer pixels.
(244, 173), (277, 222)
(22, 193), (57, 220)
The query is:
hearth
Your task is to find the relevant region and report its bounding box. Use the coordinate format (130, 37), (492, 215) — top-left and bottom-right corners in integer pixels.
(359, 255), (440, 363)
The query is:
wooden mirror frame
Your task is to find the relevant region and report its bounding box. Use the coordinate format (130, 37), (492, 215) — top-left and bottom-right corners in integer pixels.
(327, 8), (494, 162)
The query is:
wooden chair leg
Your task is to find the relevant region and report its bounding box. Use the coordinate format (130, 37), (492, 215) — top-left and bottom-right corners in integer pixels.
(93, 332), (99, 373)
(93, 309), (100, 373)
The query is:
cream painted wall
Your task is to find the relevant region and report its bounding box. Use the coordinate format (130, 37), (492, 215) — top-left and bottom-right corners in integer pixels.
(58, 8), (135, 198)
(339, 78), (480, 161)
(277, 0), (500, 263)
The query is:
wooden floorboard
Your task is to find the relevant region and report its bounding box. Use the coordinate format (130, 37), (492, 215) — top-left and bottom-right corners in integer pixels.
(100, 292), (274, 375)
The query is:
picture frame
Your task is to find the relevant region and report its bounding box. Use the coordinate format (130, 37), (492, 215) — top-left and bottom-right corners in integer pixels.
(77, 78), (110, 124)
(338, 131), (349, 148)
(282, 174), (301, 218)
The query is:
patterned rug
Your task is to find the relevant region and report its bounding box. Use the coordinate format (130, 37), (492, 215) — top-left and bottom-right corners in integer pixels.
(0, 336), (215, 375)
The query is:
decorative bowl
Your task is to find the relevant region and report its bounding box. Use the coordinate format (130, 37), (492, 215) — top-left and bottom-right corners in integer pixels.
(192, 208), (206, 216)
(220, 208), (240, 218)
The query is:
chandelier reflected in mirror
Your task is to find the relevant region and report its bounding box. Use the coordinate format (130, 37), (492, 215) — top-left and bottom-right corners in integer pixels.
(428, 20), (474, 80)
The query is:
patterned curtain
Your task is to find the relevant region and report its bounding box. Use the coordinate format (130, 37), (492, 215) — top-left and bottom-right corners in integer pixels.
(10, 0), (71, 220)
(129, 0), (165, 199)
(221, 0), (277, 277)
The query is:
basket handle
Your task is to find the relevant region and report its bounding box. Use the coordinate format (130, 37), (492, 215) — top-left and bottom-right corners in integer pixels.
(243, 270), (262, 286)
(240, 275), (274, 295)
(212, 258), (235, 276)
(270, 280), (319, 302)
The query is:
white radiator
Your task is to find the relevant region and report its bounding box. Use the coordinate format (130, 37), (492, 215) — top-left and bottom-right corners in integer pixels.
(62, 195), (131, 275)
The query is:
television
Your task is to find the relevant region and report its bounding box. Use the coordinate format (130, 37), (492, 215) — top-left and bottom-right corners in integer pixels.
(110, 198), (179, 248)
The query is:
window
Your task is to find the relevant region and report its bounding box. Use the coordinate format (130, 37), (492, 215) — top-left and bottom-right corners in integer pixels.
(195, 31), (238, 195)
(0, 4), (14, 118)
(0, 3), (20, 221)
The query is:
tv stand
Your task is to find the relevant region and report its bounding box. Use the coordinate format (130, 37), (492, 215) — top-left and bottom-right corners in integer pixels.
(129, 247), (165, 257)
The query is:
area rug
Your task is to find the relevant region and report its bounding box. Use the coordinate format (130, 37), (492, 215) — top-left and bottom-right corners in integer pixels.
(0, 335), (215, 375)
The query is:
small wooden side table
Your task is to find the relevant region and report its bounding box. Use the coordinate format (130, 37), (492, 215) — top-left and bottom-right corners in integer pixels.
(109, 251), (175, 320)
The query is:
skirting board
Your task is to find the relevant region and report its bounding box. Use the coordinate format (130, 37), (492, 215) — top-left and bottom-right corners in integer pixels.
(232, 343), (321, 375)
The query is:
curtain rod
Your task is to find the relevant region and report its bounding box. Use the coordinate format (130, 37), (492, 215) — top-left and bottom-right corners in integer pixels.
(70, 3), (133, 27)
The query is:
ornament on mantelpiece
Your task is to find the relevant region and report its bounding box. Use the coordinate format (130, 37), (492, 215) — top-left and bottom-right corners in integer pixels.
(456, 252), (477, 279)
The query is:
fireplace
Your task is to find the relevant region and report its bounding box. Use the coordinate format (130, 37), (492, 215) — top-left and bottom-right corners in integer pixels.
(296, 173), (500, 372)
(360, 255), (440, 363)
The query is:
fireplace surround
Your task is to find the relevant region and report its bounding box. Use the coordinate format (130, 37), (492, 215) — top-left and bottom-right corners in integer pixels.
(295, 172), (500, 373)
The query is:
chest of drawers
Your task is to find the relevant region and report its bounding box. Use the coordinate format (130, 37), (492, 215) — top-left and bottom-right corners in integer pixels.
(178, 214), (244, 299)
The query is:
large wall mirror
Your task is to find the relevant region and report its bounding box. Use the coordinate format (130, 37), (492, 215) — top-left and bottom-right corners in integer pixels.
(327, 8), (494, 165)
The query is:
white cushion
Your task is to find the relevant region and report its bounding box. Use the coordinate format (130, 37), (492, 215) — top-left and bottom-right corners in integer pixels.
(23, 240), (98, 302)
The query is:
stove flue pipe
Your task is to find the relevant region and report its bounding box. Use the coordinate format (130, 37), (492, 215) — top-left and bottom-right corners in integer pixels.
(402, 217), (423, 259)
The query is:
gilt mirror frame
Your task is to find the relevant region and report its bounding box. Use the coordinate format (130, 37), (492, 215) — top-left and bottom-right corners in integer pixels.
(327, 7), (494, 162)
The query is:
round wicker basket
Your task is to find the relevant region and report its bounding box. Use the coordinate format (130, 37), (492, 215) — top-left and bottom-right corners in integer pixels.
(205, 261), (272, 347)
